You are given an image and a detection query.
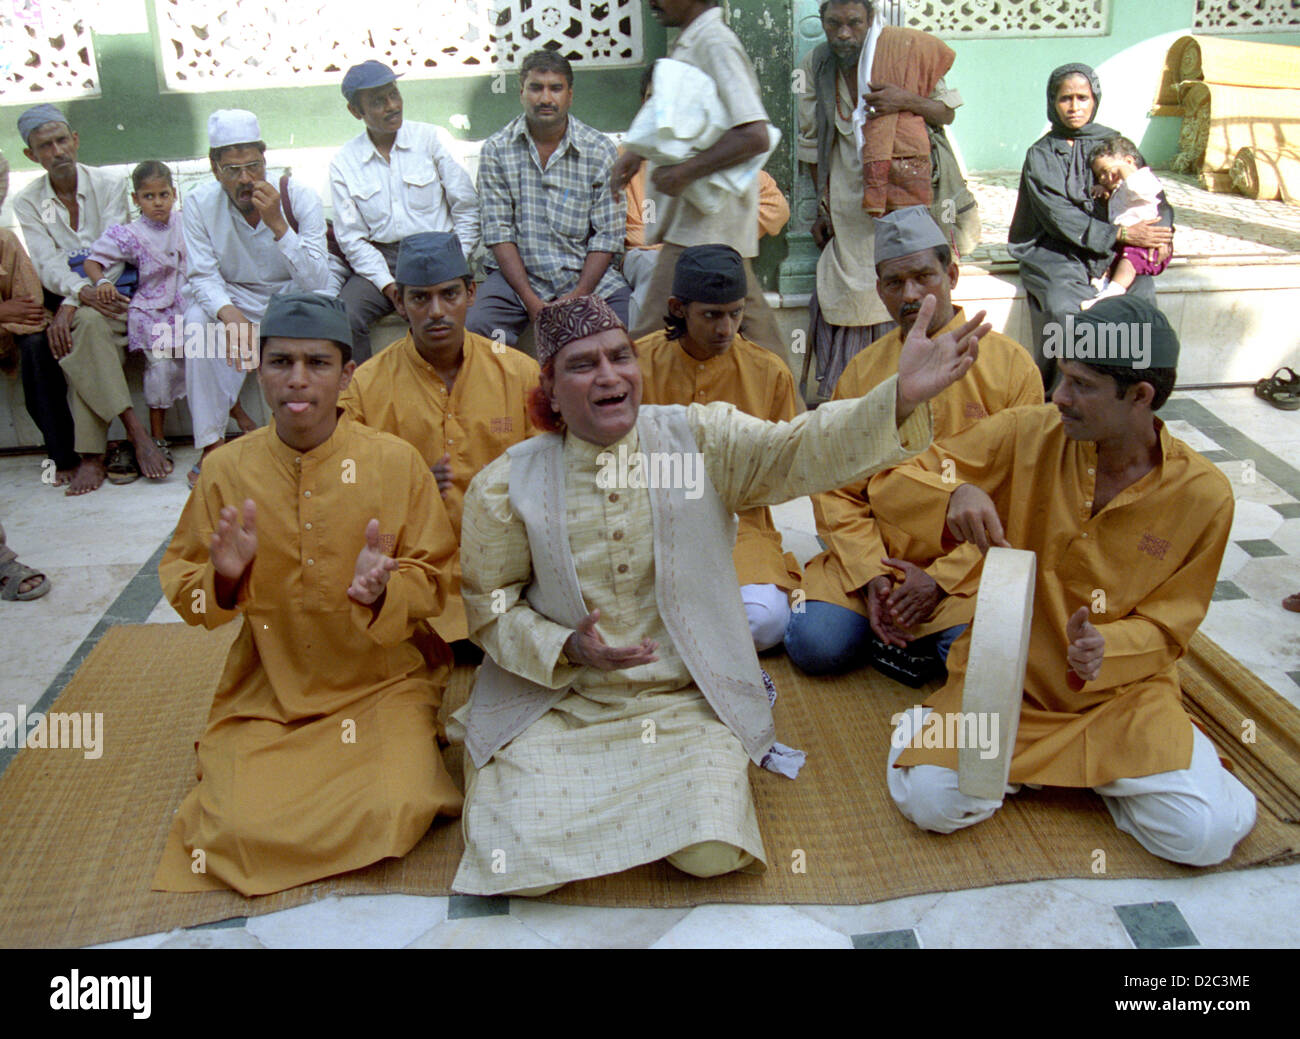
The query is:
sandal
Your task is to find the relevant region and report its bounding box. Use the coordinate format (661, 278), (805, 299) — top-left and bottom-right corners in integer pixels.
(1254, 367), (1300, 411)
(105, 440), (140, 484)
(0, 557), (51, 601)
(186, 461), (203, 491)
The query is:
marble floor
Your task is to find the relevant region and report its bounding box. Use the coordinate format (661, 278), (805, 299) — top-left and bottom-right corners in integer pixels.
(1, 387), (1297, 949)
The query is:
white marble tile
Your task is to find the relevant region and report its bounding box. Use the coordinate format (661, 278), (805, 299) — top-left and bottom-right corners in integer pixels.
(1227, 500), (1285, 543)
(794, 892), (945, 938)
(407, 915), (558, 949)
(1163, 420), (1221, 454)
(245, 894), (448, 949)
(508, 903), (689, 949)
(1198, 599), (1300, 695)
(1198, 398), (1300, 450)
(1230, 557), (1300, 628)
(1270, 519), (1300, 556)
(1219, 466), (1294, 508)
(914, 881), (1132, 949)
(1167, 864), (1300, 948)
(157, 926), (265, 949)
(770, 497), (816, 537)
(1216, 541), (1253, 582)
(88, 930), (175, 949)
(650, 904), (852, 949)
(145, 598), (185, 625)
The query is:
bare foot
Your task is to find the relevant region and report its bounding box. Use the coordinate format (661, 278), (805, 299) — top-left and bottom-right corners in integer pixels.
(53, 467), (75, 487)
(132, 431), (171, 480)
(65, 456), (106, 496)
(230, 401), (257, 434)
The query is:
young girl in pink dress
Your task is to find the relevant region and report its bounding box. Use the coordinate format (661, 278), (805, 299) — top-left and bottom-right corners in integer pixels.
(84, 161), (187, 462)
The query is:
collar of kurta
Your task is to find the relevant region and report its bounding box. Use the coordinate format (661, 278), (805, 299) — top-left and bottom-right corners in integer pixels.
(675, 6), (722, 49)
(399, 329), (475, 382)
(267, 412), (352, 467)
(563, 420), (639, 466)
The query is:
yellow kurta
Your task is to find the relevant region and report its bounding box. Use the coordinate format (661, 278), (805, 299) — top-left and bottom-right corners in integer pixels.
(339, 331), (539, 642)
(154, 417), (464, 896)
(804, 310), (1043, 635)
(873, 406), (1233, 787)
(452, 388), (931, 894)
(637, 329), (802, 591)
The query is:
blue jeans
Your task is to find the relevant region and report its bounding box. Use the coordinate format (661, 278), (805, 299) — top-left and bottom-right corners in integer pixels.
(785, 599), (965, 676)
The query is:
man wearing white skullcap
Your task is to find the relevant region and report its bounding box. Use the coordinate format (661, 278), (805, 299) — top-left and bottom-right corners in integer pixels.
(181, 109), (335, 487)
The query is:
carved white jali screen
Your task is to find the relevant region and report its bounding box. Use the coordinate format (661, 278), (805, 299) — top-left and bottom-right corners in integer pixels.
(905, 0), (1110, 38)
(1193, 0), (1300, 34)
(154, 0), (644, 91)
(0, 0), (100, 100)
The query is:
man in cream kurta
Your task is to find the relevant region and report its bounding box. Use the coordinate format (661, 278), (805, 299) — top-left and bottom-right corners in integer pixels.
(797, 0), (963, 397)
(340, 232), (537, 645)
(787, 207), (1041, 677)
(872, 297), (1255, 867)
(156, 293), (462, 896)
(451, 291), (986, 896)
(635, 244), (801, 651)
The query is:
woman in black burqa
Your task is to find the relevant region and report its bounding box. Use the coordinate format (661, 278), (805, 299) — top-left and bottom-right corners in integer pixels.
(1008, 63), (1174, 392)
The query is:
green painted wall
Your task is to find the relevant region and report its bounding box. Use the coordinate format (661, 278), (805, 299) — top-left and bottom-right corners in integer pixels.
(0, 3), (667, 167)
(942, 2), (1300, 171)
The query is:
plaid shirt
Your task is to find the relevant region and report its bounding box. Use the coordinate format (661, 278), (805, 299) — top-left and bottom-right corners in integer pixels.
(477, 112), (626, 300)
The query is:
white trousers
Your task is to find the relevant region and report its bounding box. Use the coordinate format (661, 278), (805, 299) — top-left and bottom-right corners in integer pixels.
(887, 707), (1256, 867)
(183, 301), (250, 450)
(742, 583), (791, 652)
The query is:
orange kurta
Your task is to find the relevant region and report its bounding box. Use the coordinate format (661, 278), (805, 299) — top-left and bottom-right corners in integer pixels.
(0, 229), (48, 368)
(873, 405), (1233, 787)
(339, 331), (539, 641)
(154, 418), (464, 896)
(636, 328), (801, 591)
(804, 310), (1042, 635)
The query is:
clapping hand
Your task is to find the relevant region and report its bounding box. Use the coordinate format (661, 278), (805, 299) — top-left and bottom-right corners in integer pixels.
(210, 498), (258, 580)
(1066, 606), (1105, 683)
(348, 518), (399, 606)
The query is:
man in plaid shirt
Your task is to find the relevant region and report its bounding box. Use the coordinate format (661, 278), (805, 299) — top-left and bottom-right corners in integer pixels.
(466, 50), (630, 347)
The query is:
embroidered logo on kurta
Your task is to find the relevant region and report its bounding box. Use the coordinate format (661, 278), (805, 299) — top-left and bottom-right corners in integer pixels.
(963, 401), (988, 421)
(1138, 532), (1170, 560)
(377, 533), (396, 555)
(490, 417), (514, 434)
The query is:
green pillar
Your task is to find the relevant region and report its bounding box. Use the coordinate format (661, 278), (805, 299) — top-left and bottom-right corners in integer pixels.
(778, 0), (826, 295)
(720, 0), (795, 290)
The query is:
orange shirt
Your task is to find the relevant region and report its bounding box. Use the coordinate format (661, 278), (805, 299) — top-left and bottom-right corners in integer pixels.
(340, 331), (539, 640)
(874, 406), (1233, 787)
(636, 328), (801, 590)
(804, 310), (1042, 635)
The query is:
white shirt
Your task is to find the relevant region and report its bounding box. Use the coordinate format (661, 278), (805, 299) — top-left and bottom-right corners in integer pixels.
(182, 178), (332, 322)
(13, 163), (128, 307)
(329, 120), (480, 292)
(1111, 166), (1164, 228)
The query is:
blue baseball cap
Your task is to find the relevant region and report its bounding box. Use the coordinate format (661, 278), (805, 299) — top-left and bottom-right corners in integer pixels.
(342, 60), (401, 102)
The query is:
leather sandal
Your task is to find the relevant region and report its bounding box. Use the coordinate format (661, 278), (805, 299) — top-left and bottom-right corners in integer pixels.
(1254, 367), (1300, 411)
(105, 440), (140, 484)
(0, 557), (51, 601)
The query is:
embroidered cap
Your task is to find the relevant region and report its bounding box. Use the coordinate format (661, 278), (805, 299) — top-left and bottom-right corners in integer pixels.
(535, 295), (627, 368)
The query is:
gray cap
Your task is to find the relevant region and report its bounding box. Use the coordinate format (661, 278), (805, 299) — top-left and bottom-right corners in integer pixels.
(261, 292), (353, 351)
(17, 104), (69, 144)
(342, 60), (401, 102)
(395, 232), (469, 287)
(874, 205), (949, 264)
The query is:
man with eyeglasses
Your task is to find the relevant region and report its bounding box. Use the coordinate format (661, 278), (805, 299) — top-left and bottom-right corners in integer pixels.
(182, 109), (333, 484)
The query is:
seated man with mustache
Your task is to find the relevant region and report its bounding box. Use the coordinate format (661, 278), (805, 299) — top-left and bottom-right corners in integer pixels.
(340, 231), (538, 655)
(450, 291), (986, 896)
